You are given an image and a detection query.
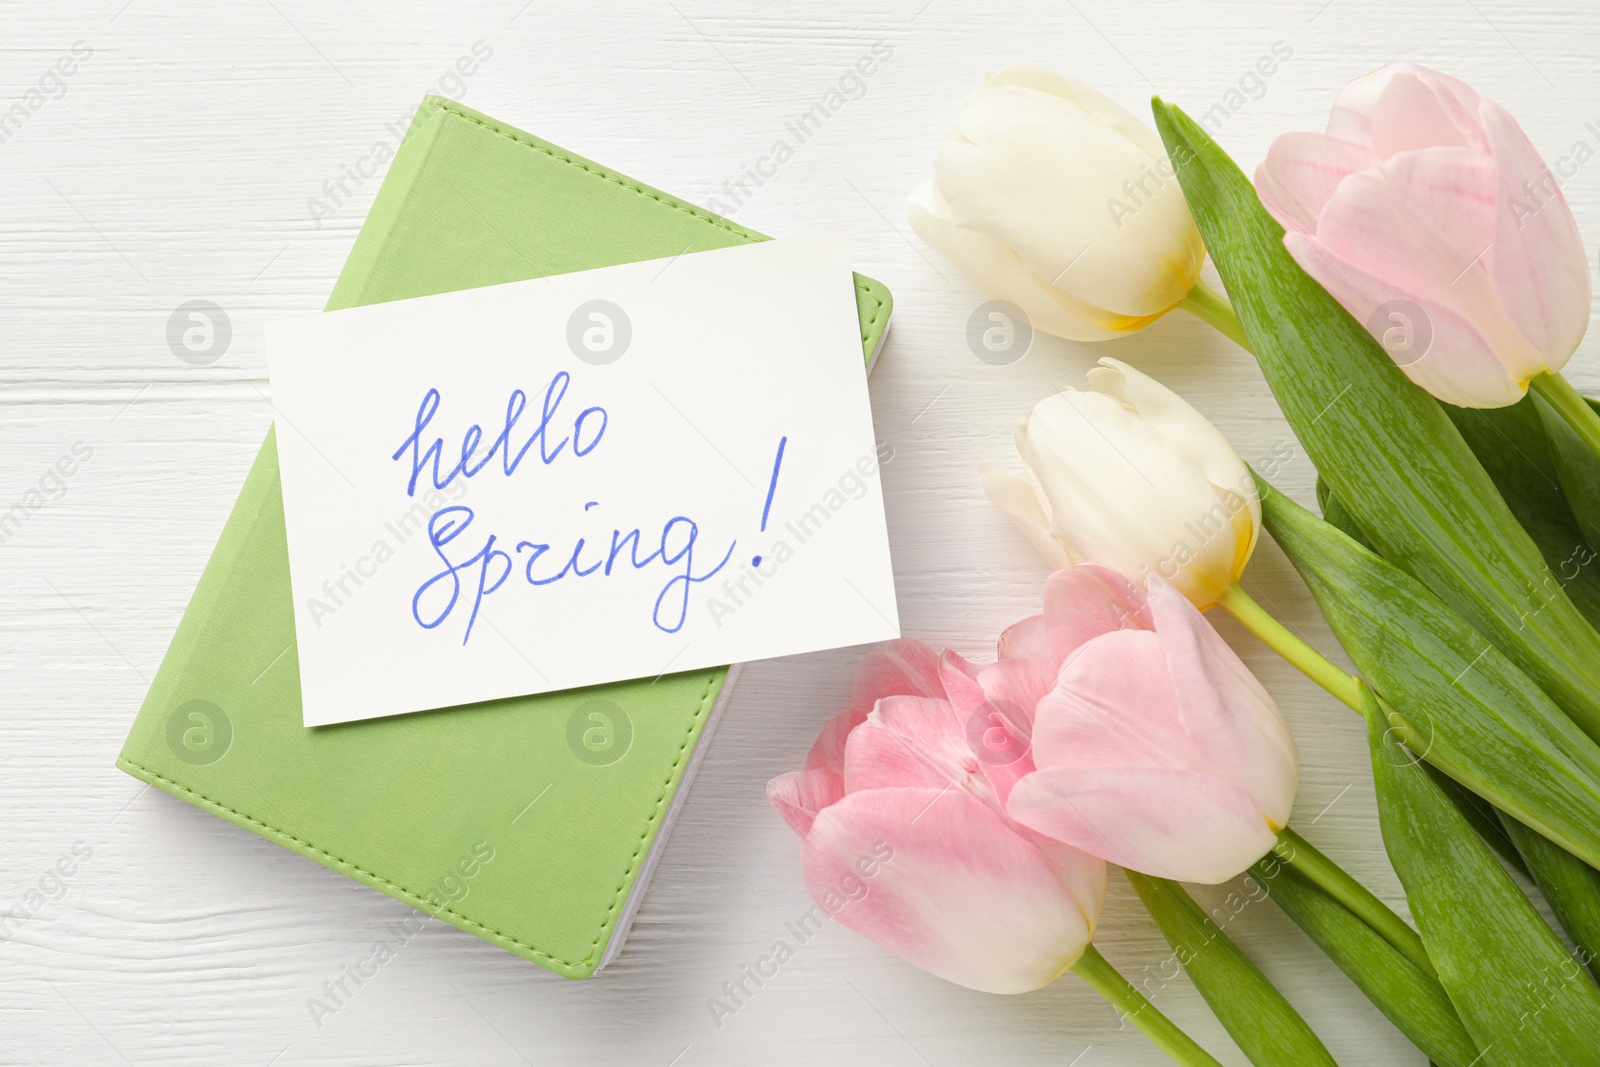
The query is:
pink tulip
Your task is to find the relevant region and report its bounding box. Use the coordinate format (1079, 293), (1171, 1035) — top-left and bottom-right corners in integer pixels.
(1005, 566), (1299, 884)
(1255, 63), (1590, 408)
(767, 638), (1107, 994)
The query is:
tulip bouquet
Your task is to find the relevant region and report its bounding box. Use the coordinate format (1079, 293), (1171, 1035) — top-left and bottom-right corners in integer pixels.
(768, 61), (1600, 1066)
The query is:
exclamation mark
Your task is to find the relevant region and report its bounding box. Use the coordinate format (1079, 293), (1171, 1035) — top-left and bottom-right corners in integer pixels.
(752, 436), (787, 567)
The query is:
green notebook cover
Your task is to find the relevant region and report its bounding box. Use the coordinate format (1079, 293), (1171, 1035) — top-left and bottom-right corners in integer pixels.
(117, 95), (893, 979)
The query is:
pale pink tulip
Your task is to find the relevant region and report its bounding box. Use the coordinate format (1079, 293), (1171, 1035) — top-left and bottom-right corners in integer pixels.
(1256, 63), (1591, 408)
(1006, 566), (1299, 884)
(768, 638), (1107, 994)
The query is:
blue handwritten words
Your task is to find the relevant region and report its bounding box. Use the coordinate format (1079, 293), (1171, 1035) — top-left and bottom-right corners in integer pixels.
(392, 371), (607, 498)
(411, 504), (736, 644)
(392, 381), (771, 645)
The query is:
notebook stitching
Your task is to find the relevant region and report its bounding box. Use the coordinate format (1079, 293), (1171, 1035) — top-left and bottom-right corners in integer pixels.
(130, 104), (886, 975)
(429, 101), (889, 345)
(119, 670), (716, 972)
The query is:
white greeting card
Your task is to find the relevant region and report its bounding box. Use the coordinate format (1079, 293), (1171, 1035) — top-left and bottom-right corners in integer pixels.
(267, 234), (898, 726)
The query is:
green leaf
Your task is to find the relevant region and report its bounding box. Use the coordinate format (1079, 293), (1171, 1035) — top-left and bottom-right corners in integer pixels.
(1315, 476), (1372, 550)
(1432, 770), (1532, 881)
(1362, 683), (1600, 1065)
(1251, 857), (1479, 1067)
(1499, 811), (1600, 987)
(1125, 870), (1338, 1067)
(1151, 99), (1600, 743)
(1313, 475), (1600, 975)
(1256, 474), (1600, 871)
(1444, 397), (1600, 628)
(1533, 388), (1600, 579)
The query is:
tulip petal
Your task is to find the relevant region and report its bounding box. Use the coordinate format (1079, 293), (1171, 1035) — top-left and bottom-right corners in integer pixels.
(937, 652), (987, 714)
(985, 66), (1164, 159)
(1289, 158), (1546, 405)
(801, 709), (859, 782)
(966, 658), (1054, 802)
(1089, 358), (1259, 549)
(803, 787), (1100, 993)
(1031, 629), (1192, 772)
(850, 638), (947, 715)
(1025, 828), (1109, 929)
(981, 467), (1076, 570)
(800, 638), (950, 799)
(1272, 62), (1565, 408)
(1038, 564), (1152, 670)
(767, 769), (840, 838)
(997, 613), (1052, 662)
(1327, 63), (1480, 151)
(1325, 65), (1399, 146)
(1146, 582), (1299, 827)
(1312, 158), (1497, 305)
(1369, 70), (1485, 157)
(1007, 765), (1278, 883)
(939, 647), (983, 689)
(1255, 132), (1379, 234)
(1380, 147), (1498, 269)
(1481, 99), (1590, 369)
(844, 696), (975, 796)
(936, 86), (1203, 316)
(977, 657), (1056, 726)
(1020, 390), (1246, 606)
(908, 187), (1143, 341)
(1283, 231), (1529, 407)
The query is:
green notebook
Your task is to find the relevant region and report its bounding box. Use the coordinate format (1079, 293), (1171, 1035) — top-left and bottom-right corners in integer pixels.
(117, 96), (893, 979)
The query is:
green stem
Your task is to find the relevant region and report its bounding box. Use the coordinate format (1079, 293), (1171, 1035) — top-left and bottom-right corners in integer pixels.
(1218, 584), (1444, 771)
(1529, 371), (1600, 457)
(1177, 280), (1252, 351)
(1069, 943), (1225, 1067)
(1274, 826), (1436, 978)
(1217, 583), (1362, 710)
(1217, 585), (1444, 975)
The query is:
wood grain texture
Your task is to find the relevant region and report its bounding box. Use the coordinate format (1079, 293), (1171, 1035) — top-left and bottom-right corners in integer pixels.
(2, 0), (1597, 1063)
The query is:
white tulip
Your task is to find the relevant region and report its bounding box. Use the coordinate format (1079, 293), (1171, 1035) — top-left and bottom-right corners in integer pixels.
(908, 67), (1206, 341)
(982, 358), (1260, 608)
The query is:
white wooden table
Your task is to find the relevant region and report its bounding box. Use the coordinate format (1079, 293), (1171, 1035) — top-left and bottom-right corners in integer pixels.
(4, 1), (1597, 1063)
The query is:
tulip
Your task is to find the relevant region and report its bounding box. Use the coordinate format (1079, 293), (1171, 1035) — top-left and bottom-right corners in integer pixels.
(1005, 566), (1300, 884)
(1256, 62), (1591, 409)
(907, 67), (1215, 342)
(982, 357), (1260, 609)
(767, 638), (1107, 995)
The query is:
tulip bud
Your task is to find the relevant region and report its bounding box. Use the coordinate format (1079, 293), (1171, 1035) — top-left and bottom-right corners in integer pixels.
(768, 639), (1107, 994)
(1005, 567), (1300, 884)
(1256, 62), (1591, 408)
(908, 67), (1206, 341)
(983, 358), (1260, 609)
